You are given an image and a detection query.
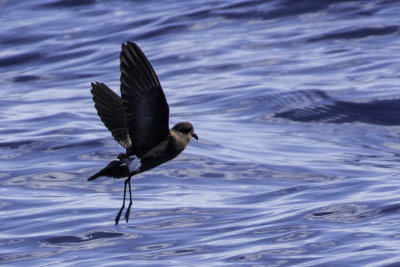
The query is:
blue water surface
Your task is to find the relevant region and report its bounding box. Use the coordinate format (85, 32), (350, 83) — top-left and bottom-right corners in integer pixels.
(1, 0), (400, 266)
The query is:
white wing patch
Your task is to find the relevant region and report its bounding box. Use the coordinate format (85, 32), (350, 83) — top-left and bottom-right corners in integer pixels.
(118, 134), (132, 149)
(121, 155), (141, 172)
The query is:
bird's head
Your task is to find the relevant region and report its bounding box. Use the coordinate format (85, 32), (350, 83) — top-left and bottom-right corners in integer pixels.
(172, 122), (198, 140)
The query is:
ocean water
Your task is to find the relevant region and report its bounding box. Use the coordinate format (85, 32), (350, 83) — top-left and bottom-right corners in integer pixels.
(1, 0), (400, 266)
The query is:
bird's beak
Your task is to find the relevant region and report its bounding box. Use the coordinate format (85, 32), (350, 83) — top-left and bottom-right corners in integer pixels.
(192, 132), (198, 140)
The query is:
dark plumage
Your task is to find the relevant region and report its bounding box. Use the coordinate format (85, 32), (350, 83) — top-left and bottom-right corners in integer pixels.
(89, 42), (198, 225)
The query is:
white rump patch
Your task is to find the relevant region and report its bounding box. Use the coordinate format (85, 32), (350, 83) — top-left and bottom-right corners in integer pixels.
(121, 155), (141, 172)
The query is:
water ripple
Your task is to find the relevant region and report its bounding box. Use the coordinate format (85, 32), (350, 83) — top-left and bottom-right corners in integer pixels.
(1, 0), (400, 265)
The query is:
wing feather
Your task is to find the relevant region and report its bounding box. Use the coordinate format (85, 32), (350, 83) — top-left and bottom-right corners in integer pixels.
(119, 42), (170, 157)
(91, 82), (132, 149)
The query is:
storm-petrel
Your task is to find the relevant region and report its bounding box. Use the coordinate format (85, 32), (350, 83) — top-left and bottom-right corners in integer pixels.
(88, 41), (198, 225)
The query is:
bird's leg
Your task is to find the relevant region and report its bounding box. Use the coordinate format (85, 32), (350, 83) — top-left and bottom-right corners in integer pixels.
(115, 177), (129, 225)
(124, 176), (133, 223)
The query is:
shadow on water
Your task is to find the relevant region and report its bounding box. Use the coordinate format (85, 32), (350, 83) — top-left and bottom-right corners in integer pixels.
(306, 203), (380, 223)
(307, 25), (399, 42)
(43, 231), (123, 245)
(306, 203), (400, 223)
(231, 89), (400, 126)
(275, 92), (400, 126)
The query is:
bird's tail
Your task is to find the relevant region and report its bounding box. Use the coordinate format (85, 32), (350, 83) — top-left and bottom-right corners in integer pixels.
(88, 160), (129, 181)
(87, 170), (104, 181)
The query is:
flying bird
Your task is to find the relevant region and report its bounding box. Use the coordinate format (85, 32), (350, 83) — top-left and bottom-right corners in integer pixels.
(88, 41), (198, 225)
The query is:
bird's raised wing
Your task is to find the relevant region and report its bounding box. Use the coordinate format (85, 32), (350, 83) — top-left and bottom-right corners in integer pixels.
(120, 41), (170, 157)
(91, 82), (132, 149)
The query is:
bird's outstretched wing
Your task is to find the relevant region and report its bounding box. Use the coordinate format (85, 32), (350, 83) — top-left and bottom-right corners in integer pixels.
(91, 82), (132, 149)
(120, 41), (170, 157)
